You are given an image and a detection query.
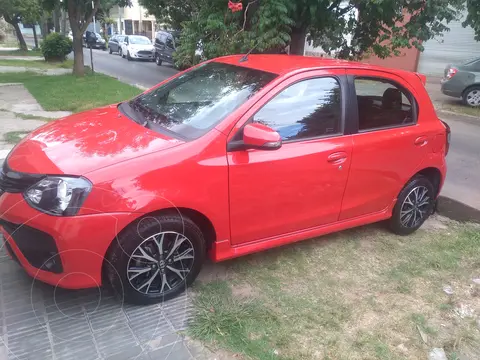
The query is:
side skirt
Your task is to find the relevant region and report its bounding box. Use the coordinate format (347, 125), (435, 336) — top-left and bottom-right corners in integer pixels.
(209, 208), (392, 262)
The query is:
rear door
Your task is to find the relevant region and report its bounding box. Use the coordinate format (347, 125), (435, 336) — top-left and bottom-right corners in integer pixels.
(228, 70), (354, 245)
(339, 69), (429, 220)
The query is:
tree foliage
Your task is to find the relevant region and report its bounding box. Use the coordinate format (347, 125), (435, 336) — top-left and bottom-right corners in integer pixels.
(41, 32), (72, 61)
(463, 0), (480, 41)
(0, 0), (42, 50)
(141, 0), (466, 69)
(42, 0), (130, 76)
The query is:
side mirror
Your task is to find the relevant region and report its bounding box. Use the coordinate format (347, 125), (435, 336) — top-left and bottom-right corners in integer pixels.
(228, 123), (282, 151)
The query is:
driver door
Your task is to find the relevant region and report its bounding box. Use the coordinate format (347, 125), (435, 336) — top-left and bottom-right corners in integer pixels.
(227, 70), (353, 245)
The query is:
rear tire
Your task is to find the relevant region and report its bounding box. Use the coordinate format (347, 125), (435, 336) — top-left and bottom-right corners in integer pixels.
(105, 214), (206, 305)
(462, 86), (480, 107)
(109, 47), (112, 54)
(389, 175), (435, 236)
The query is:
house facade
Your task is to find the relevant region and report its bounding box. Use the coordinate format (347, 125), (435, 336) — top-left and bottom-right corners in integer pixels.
(109, 0), (156, 41)
(305, 6), (480, 77)
(363, 8), (480, 76)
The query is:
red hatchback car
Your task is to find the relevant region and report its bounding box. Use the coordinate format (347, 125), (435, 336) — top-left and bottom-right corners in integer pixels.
(0, 55), (449, 304)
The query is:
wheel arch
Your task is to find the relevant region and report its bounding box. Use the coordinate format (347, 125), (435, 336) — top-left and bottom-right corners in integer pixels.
(103, 206), (216, 261)
(462, 83), (480, 97)
(413, 167), (442, 197)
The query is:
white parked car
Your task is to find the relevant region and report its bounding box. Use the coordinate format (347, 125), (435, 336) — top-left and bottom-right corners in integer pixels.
(120, 35), (155, 61)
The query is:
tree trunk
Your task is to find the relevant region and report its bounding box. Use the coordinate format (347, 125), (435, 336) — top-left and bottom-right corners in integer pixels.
(54, 2), (61, 32)
(61, 10), (67, 35)
(32, 24), (39, 49)
(67, 0), (100, 76)
(72, 35), (85, 76)
(11, 22), (28, 51)
(290, 27), (307, 55)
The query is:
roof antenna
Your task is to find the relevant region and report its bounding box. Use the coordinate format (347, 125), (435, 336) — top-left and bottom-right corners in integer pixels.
(239, 41), (260, 62)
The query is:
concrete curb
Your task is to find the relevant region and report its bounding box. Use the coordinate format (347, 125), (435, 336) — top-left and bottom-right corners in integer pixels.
(437, 110), (480, 126)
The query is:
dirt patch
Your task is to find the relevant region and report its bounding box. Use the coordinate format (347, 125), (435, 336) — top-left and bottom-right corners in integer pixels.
(231, 282), (257, 299)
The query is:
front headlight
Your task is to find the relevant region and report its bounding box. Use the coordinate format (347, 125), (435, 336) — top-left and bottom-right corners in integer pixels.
(24, 176), (92, 216)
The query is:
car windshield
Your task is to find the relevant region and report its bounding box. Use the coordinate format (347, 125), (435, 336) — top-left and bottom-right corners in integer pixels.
(129, 36), (151, 45)
(126, 62), (277, 139)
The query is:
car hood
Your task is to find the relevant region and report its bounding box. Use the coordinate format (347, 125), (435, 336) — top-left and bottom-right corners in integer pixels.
(7, 105), (182, 176)
(129, 44), (154, 51)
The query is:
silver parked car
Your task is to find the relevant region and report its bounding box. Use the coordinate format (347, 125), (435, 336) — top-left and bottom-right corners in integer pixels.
(441, 57), (480, 107)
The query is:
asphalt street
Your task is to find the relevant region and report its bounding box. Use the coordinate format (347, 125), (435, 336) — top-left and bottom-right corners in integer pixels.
(81, 52), (480, 210)
(81, 47), (179, 89)
(438, 112), (480, 210)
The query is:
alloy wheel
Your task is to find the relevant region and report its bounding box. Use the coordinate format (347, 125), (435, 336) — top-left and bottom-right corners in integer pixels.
(400, 186), (431, 228)
(466, 89), (480, 106)
(126, 231), (195, 295)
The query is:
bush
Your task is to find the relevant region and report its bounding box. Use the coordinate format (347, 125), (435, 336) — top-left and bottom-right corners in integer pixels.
(41, 33), (72, 62)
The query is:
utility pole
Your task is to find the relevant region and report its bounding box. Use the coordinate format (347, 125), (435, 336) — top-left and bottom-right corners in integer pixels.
(92, 1), (96, 33)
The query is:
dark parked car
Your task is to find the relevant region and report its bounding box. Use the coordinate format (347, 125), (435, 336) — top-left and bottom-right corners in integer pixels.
(83, 32), (106, 50)
(441, 57), (480, 107)
(108, 34), (125, 54)
(154, 30), (178, 66)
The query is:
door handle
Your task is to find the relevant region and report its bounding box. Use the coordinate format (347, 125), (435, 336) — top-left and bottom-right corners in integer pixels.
(327, 152), (347, 164)
(414, 136), (428, 146)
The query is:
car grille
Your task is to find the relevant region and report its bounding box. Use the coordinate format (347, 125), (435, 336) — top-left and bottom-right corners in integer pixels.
(138, 51), (153, 56)
(0, 219), (63, 273)
(0, 162), (44, 193)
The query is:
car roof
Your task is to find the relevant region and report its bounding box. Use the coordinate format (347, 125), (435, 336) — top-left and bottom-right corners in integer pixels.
(214, 54), (417, 78)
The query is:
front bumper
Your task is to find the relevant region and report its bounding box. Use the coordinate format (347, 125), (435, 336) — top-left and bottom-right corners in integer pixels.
(0, 192), (134, 289)
(130, 51), (154, 59)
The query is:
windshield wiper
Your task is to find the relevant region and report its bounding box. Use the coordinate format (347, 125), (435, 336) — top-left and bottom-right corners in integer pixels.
(118, 101), (148, 126)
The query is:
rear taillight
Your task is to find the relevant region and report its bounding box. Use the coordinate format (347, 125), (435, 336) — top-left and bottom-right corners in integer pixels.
(441, 120), (451, 155)
(446, 67), (457, 79)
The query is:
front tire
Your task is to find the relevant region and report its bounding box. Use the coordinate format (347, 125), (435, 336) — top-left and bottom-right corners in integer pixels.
(127, 51), (132, 61)
(155, 53), (162, 66)
(105, 214), (206, 305)
(119, 48), (123, 58)
(109, 47), (112, 54)
(462, 86), (480, 107)
(389, 175), (435, 235)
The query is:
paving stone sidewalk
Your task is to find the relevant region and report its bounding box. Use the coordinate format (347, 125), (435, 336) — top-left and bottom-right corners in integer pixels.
(0, 66), (71, 76)
(0, 243), (208, 360)
(0, 84), (230, 360)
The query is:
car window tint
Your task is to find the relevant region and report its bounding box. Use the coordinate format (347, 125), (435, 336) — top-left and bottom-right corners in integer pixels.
(252, 77), (342, 141)
(354, 78), (414, 131)
(166, 36), (174, 49)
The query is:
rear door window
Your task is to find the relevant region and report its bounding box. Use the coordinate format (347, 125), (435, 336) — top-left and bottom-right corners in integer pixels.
(354, 78), (416, 131)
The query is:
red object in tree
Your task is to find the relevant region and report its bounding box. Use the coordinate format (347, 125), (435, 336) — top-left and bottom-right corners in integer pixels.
(228, 0), (243, 12)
